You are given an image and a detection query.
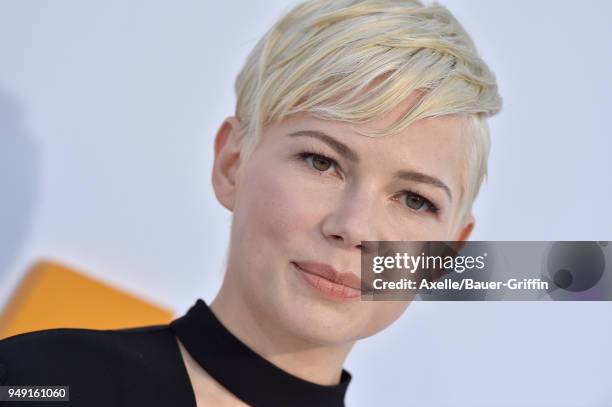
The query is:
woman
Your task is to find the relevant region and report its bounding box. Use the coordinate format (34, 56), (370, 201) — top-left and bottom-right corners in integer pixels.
(0, 0), (501, 406)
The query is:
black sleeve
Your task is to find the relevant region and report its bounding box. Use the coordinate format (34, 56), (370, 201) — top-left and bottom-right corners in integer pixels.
(0, 326), (196, 407)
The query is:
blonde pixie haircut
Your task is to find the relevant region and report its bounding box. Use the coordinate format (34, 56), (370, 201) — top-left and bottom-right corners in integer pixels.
(234, 0), (502, 233)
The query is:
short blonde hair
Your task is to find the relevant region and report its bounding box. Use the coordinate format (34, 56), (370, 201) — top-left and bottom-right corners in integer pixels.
(234, 0), (502, 230)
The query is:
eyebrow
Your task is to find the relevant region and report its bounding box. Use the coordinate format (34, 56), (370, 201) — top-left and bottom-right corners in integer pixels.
(287, 129), (453, 202)
(288, 130), (360, 162)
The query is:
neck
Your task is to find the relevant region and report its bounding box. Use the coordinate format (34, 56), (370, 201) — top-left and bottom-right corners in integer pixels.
(210, 278), (355, 386)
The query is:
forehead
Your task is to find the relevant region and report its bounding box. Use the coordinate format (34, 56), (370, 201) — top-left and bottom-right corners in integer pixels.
(271, 86), (469, 147)
(275, 110), (468, 160)
(266, 98), (469, 180)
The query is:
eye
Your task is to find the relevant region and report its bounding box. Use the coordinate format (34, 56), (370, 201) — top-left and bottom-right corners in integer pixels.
(399, 191), (440, 214)
(298, 151), (338, 174)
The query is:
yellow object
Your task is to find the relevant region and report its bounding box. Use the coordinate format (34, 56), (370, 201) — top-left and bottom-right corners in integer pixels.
(0, 260), (174, 339)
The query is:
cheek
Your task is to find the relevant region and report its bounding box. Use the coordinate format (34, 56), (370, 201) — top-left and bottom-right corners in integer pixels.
(233, 157), (322, 247)
(392, 215), (450, 241)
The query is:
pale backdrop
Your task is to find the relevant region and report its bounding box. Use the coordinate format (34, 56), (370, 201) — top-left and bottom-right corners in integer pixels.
(1, 1), (611, 405)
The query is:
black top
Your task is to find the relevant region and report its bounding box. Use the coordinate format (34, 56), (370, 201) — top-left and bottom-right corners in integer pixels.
(0, 299), (352, 406)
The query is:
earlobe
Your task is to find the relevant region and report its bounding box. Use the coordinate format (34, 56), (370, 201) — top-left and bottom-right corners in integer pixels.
(211, 117), (243, 212)
(455, 214), (475, 242)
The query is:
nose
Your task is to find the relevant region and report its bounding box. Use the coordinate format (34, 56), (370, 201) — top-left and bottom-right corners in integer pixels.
(320, 186), (377, 250)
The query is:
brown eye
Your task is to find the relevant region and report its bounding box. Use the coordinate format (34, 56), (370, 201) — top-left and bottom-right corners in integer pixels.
(309, 154), (333, 172)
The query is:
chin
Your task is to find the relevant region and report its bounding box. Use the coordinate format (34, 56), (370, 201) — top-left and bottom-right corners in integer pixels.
(242, 260), (411, 346)
(272, 295), (403, 347)
(282, 311), (363, 346)
(257, 291), (359, 346)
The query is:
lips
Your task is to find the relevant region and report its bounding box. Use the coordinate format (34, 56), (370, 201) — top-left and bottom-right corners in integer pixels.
(293, 261), (361, 289)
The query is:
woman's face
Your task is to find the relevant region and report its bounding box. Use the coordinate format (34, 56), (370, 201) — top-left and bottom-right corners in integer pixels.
(212, 101), (474, 346)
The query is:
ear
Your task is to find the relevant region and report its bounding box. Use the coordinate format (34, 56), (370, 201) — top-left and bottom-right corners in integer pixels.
(211, 117), (243, 212)
(452, 213), (475, 250)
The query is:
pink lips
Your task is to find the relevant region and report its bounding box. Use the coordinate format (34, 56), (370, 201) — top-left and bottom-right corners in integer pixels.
(292, 261), (362, 300)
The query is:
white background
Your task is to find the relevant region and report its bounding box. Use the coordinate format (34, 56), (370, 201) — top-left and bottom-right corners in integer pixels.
(1, 1), (611, 406)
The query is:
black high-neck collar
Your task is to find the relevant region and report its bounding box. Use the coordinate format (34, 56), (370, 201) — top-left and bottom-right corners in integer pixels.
(170, 299), (352, 407)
